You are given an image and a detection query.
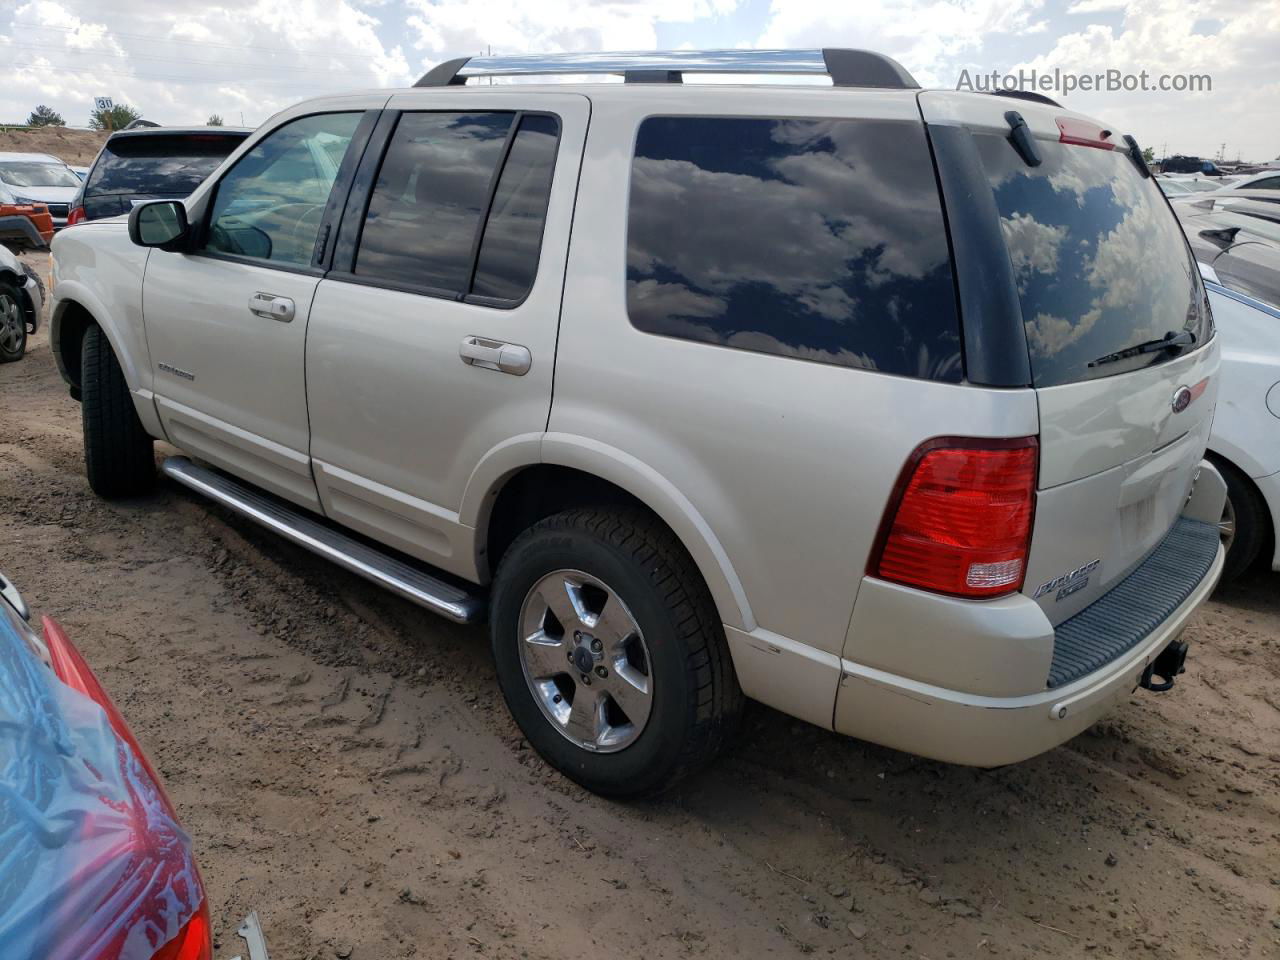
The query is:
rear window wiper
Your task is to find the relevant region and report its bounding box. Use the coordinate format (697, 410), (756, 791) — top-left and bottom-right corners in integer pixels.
(1088, 330), (1196, 368)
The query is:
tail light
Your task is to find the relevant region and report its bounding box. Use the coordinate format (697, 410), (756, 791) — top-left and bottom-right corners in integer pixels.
(871, 437), (1038, 598)
(149, 901), (213, 960)
(67, 205), (86, 225)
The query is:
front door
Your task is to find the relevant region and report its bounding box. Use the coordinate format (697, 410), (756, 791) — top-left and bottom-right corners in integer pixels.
(304, 91), (589, 578)
(144, 107), (374, 509)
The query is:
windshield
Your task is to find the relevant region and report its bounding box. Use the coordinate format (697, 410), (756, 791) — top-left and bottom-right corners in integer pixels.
(85, 134), (245, 197)
(0, 161), (81, 188)
(975, 135), (1210, 387)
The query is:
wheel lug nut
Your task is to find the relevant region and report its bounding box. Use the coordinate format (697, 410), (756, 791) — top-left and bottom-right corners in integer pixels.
(567, 651), (573, 661)
(595, 666), (607, 679)
(574, 631), (582, 641)
(581, 674), (591, 685)
(553, 694), (562, 704)
(590, 639), (603, 652)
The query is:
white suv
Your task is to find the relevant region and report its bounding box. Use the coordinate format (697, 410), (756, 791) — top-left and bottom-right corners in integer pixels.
(49, 49), (1226, 796)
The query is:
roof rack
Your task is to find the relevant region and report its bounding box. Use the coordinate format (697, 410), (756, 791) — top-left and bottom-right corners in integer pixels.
(985, 89), (1062, 108)
(415, 48), (919, 90)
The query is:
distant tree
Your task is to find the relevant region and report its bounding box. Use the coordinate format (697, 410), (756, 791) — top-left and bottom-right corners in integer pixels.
(26, 104), (65, 127)
(207, 114), (224, 126)
(1142, 146), (1155, 164)
(89, 103), (142, 131)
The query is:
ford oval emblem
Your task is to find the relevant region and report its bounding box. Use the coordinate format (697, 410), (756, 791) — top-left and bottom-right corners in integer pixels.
(1171, 386), (1193, 413)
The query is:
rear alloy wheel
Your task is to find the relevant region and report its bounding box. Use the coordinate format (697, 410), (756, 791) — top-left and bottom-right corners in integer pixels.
(0, 283), (26, 362)
(518, 569), (654, 753)
(491, 508), (742, 798)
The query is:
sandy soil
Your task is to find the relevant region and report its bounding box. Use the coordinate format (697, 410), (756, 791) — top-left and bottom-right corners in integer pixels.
(0, 128), (109, 165)
(3, 250), (1278, 959)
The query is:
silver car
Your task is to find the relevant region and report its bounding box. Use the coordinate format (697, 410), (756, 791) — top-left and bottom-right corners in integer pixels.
(49, 49), (1226, 796)
(0, 152), (81, 229)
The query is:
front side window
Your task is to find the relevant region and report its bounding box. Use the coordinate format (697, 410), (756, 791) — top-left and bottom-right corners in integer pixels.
(353, 111), (560, 302)
(626, 116), (962, 381)
(204, 112), (362, 267)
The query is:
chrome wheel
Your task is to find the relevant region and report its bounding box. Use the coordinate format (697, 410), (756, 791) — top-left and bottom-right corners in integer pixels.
(0, 293), (22, 354)
(517, 569), (652, 753)
(1219, 493), (1236, 556)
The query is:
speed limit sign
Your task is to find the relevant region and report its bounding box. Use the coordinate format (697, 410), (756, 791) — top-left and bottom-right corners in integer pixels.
(94, 96), (113, 111)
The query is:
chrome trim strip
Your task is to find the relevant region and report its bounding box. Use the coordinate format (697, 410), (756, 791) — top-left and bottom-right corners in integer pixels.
(456, 49), (831, 78)
(1204, 279), (1280, 320)
(161, 456), (482, 624)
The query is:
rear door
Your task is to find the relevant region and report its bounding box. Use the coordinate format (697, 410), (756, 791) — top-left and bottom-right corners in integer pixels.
(920, 93), (1219, 623)
(303, 91), (588, 578)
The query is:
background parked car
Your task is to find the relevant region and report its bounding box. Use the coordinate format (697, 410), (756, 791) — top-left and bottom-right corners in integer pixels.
(1209, 170), (1280, 192)
(0, 242), (43, 362)
(0, 152), (81, 228)
(0, 178), (54, 249)
(70, 126), (252, 224)
(0, 570), (214, 960)
(1175, 198), (1280, 579)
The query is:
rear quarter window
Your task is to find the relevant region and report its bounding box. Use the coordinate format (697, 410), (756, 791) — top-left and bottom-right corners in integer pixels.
(626, 116), (962, 381)
(86, 135), (245, 197)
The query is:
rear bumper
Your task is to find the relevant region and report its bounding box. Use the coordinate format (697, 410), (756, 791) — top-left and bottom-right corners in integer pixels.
(833, 540), (1224, 767)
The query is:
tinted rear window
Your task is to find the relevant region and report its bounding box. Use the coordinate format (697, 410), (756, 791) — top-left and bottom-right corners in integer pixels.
(626, 116), (962, 381)
(975, 135), (1209, 387)
(86, 134), (245, 196)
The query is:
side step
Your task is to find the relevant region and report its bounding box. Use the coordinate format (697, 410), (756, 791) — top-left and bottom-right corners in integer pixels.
(161, 456), (483, 624)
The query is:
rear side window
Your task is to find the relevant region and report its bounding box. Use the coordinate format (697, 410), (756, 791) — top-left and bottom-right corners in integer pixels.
(354, 111), (559, 303)
(975, 135), (1209, 387)
(85, 135), (245, 196)
(626, 116), (962, 381)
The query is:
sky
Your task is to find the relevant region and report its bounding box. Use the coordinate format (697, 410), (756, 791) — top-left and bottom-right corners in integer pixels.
(0, 0), (1277, 161)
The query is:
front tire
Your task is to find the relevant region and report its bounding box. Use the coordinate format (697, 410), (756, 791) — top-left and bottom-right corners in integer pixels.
(81, 325), (155, 498)
(490, 508), (742, 798)
(0, 281), (26, 362)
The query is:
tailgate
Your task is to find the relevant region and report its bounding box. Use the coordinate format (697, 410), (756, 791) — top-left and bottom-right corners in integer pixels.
(919, 92), (1218, 624)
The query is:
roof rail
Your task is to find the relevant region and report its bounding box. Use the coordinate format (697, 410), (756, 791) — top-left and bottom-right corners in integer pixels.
(985, 89), (1062, 108)
(414, 49), (920, 90)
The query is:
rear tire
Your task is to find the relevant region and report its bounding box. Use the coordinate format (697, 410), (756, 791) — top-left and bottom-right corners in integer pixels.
(81, 325), (155, 498)
(490, 507), (742, 798)
(0, 281), (26, 362)
(1214, 457), (1268, 582)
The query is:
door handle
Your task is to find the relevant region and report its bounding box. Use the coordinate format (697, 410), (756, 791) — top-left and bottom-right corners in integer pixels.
(459, 336), (532, 376)
(248, 292), (295, 322)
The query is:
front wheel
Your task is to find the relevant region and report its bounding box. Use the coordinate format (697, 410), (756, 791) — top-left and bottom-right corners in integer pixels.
(0, 281), (27, 362)
(81, 325), (155, 498)
(490, 508), (742, 798)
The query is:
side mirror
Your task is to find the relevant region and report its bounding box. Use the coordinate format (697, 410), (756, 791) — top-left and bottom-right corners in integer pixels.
(128, 200), (189, 248)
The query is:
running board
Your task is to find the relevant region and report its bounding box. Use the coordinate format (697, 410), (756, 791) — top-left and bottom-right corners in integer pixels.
(161, 456), (483, 624)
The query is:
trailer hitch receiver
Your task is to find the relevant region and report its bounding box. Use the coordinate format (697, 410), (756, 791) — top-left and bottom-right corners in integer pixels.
(1140, 639), (1188, 692)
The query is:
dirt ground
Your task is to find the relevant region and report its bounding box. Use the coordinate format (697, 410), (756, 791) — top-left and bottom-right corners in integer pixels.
(0, 128), (109, 165)
(3, 249), (1278, 959)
